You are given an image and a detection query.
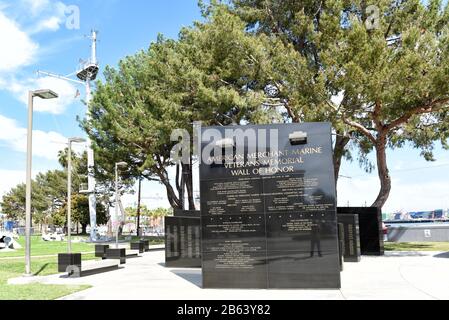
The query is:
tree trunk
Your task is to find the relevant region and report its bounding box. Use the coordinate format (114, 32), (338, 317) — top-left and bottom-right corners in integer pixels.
(184, 160), (195, 210)
(136, 177), (142, 237)
(372, 135), (391, 209)
(156, 168), (182, 209)
(333, 132), (350, 186)
(180, 164), (185, 210)
(81, 224), (87, 235)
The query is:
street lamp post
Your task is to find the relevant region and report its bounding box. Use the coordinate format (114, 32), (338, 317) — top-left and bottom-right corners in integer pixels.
(25, 89), (58, 276)
(115, 162), (128, 248)
(67, 137), (86, 253)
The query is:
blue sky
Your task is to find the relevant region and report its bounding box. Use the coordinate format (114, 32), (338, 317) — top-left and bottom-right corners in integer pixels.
(0, 0), (448, 214)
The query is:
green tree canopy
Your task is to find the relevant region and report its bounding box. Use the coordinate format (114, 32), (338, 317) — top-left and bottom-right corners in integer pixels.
(1, 151), (108, 231)
(84, 0), (449, 210)
(223, 0), (449, 207)
(83, 7), (281, 210)
(56, 194), (108, 234)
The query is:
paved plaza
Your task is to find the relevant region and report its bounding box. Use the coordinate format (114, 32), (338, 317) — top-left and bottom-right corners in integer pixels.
(8, 250), (449, 300)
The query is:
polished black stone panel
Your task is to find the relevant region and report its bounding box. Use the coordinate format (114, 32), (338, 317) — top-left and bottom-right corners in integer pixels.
(337, 207), (384, 256)
(202, 250), (268, 289)
(337, 223), (344, 271)
(95, 245), (110, 259)
(338, 214), (361, 262)
(266, 250), (341, 288)
(200, 123), (341, 289)
(58, 253), (81, 273)
(266, 212), (338, 252)
(174, 209), (201, 218)
(139, 240), (150, 252)
(265, 212), (340, 288)
(202, 214), (267, 251)
(200, 178), (264, 216)
(106, 248), (126, 264)
(165, 216), (201, 268)
(131, 241), (145, 253)
(201, 214), (268, 288)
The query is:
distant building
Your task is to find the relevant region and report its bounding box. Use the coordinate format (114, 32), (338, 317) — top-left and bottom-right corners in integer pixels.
(387, 209), (448, 221)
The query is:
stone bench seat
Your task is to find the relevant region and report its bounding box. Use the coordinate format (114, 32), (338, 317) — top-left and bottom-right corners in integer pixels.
(60, 254), (120, 278)
(126, 249), (140, 258)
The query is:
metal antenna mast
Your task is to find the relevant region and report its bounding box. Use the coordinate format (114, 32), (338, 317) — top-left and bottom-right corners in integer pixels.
(37, 30), (100, 242)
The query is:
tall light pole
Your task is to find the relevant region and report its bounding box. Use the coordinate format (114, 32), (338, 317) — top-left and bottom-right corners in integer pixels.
(67, 137), (86, 253)
(25, 89), (58, 276)
(115, 162), (128, 248)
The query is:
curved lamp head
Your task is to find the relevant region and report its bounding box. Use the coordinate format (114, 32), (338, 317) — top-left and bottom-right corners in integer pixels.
(32, 89), (58, 100)
(69, 137), (86, 144)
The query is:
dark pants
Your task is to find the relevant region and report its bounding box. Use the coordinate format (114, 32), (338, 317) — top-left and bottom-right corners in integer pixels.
(310, 237), (322, 257)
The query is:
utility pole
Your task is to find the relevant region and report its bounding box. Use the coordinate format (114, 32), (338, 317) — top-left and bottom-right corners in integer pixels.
(37, 30), (100, 242)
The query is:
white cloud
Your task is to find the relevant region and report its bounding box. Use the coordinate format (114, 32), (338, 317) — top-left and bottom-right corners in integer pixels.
(0, 169), (44, 207)
(383, 179), (449, 213)
(337, 176), (379, 208)
(32, 16), (62, 33)
(0, 2), (79, 114)
(0, 169), (25, 200)
(0, 11), (38, 72)
(8, 76), (78, 114)
(20, 0), (51, 16)
(337, 176), (449, 213)
(0, 114), (68, 160)
(24, 1), (68, 34)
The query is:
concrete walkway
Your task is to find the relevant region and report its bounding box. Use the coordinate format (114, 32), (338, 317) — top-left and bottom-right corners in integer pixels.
(8, 250), (449, 300)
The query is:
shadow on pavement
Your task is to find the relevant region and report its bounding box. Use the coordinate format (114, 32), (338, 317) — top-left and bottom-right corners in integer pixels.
(171, 270), (202, 288)
(433, 252), (449, 259)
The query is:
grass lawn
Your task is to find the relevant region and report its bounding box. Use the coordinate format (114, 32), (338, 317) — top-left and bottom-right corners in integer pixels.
(0, 235), (95, 258)
(0, 234), (164, 300)
(0, 237), (99, 300)
(0, 255), (97, 300)
(385, 242), (449, 251)
(124, 235), (165, 244)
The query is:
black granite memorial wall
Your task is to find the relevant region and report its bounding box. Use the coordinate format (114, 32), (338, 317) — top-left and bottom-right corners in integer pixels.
(337, 207), (384, 256)
(200, 123), (341, 289)
(165, 216), (202, 268)
(174, 209), (201, 218)
(337, 214), (361, 262)
(337, 223), (344, 271)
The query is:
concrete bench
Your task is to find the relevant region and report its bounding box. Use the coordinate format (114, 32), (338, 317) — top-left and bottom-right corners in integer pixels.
(95, 244), (110, 259)
(126, 249), (140, 258)
(130, 241), (145, 253)
(105, 247), (142, 264)
(105, 248), (126, 264)
(65, 259), (120, 278)
(140, 240), (150, 252)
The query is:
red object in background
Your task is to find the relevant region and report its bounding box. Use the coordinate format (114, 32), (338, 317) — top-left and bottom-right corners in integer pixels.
(382, 223), (388, 235)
